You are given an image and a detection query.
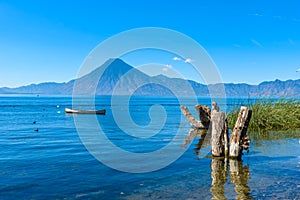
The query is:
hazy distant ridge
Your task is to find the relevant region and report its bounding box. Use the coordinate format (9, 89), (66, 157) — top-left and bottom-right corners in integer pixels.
(1, 59), (299, 97)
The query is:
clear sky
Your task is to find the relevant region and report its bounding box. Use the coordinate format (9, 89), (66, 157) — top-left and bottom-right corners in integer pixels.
(1, 0), (300, 87)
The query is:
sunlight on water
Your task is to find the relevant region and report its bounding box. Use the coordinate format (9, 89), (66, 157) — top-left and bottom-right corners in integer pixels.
(0, 96), (299, 199)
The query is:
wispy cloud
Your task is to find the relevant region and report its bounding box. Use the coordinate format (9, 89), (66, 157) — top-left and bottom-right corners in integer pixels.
(296, 68), (300, 72)
(172, 56), (193, 63)
(248, 13), (263, 17)
(172, 57), (181, 61)
(233, 44), (241, 48)
(273, 15), (283, 20)
(251, 39), (263, 47)
(184, 58), (193, 63)
(288, 38), (295, 45)
(292, 18), (300, 23)
(162, 65), (172, 72)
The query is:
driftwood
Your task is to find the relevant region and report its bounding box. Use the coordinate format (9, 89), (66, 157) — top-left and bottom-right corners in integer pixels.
(194, 104), (211, 128)
(210, 102), (229, 157)
(211, 112), (227, 157)
(181, 102), (251, 159)
(229, 106), (252, 158)
(180, 106), (206, 129)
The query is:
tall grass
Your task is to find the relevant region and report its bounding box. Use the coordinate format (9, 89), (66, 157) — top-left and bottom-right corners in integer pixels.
(227, 99), (300, 132)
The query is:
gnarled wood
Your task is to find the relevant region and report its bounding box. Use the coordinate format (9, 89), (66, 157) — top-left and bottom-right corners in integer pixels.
(194, 104), (211, 128)
(211, 111), (227, 157)
(180, 106), (206, 129)
(229, 106), (252, 158)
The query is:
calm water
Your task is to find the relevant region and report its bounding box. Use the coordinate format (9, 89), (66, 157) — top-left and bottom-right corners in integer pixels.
(0, 96), (299, 199)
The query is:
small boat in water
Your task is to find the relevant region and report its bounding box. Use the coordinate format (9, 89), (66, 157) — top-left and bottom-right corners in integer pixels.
(65, 108), (106, 115)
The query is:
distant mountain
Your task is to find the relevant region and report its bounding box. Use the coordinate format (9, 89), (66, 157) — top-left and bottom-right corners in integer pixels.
(1, 58), (299, 97)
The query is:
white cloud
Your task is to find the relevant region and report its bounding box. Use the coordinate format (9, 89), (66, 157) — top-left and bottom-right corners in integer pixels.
(248, 13), (263, 17)
(184, 58), (193, 63)
(162, 64), (172, 72)
(173, 57), (181, 61)
(296, 68), (300, 72)
(251, 39), (263, 47)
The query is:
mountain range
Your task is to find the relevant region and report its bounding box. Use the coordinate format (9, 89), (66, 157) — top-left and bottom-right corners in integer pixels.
(1, 58), (299, 97)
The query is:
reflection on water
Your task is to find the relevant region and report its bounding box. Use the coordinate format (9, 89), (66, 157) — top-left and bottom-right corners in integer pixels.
(211, 158), (228, 200)
(229, 159), (251, 200)
(250, 129), (300, 141)
(186, 128), (253, 199)
(211, 158), (252, 200)
(184, 128), (210, 157)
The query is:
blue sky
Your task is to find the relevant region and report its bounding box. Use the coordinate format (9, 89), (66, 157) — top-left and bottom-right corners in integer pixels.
(1, 0), (300, 87)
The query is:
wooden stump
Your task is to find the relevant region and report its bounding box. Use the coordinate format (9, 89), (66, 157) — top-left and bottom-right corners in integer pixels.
(211, 111), (227, 157)
(194, 104), (211, 128)
(229, 106), (252, 158)
(180, 106), (206, 129)
(211, 102), (229, 157)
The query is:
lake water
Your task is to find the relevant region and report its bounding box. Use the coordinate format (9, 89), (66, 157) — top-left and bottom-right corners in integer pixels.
(0, 96), (299, 199)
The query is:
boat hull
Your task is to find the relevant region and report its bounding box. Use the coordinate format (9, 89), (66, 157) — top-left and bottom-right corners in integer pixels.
(65, 108), (106, 115)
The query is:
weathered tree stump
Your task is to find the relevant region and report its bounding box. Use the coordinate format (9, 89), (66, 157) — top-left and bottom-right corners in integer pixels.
(229, 106), (252, 158)
(181, 102), (251, 159)
(194, 104), (211, 128)
(211, 111), (228, 157)
(180, 106), (206, 129)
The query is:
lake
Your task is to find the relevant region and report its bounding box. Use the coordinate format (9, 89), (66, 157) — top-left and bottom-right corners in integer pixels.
(0, 96), (299, 199)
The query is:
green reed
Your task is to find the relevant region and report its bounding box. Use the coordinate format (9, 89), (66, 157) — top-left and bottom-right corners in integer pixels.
(227, 99), (300, 132)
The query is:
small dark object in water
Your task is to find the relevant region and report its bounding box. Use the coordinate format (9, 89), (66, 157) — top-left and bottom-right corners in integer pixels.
(34, 128), (39, 132)
(33, 121), (36, 124)
(65, 108), (106, 115)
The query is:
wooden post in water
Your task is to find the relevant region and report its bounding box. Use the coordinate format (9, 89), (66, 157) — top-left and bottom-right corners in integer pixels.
(181, 103), (252, 160)
(210, 102), (228, 157)
(194, 104), (211, 129)
(229, 106), (252, 158)
(180, 106), (206, 129)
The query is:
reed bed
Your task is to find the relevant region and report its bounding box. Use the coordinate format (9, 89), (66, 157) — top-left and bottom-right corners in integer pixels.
(227, 99), (300, 132)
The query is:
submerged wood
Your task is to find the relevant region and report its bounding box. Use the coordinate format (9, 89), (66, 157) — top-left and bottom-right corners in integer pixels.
(229, 106), (252, 158)
(180, 106), (206, 129)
